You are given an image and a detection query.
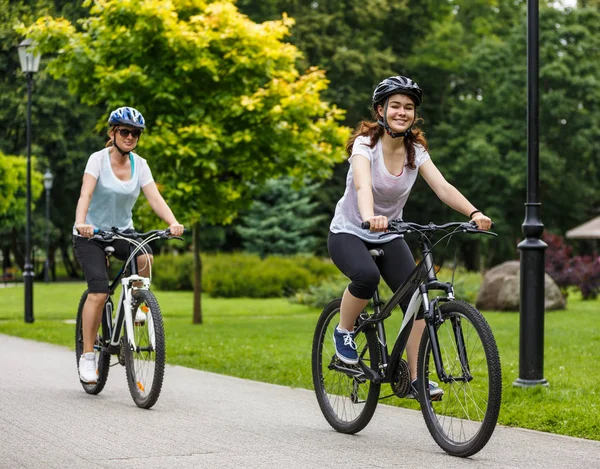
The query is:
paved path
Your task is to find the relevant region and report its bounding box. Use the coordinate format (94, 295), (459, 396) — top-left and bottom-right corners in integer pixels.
(1, 334), (599, 468)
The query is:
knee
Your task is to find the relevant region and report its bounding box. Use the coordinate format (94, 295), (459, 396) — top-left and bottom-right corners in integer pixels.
(87, 292), (108, 306)
(348, 268), (380, 300)
(137, 254), (153, 273)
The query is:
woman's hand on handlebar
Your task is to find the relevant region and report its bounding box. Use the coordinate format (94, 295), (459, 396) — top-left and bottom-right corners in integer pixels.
(364, 215), (388, 232)
(168, 222), (185, 237)
(471, 212), (493, 231)
(75, 223), (95, 238)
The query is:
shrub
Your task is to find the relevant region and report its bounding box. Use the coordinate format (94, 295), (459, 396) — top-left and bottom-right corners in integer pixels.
(544, 232), (600, 300)
(152, 252), (339, 298)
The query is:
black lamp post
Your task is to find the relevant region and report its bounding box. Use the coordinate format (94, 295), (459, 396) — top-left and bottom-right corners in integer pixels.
(43, 169), (54, 284)
(18, 38), (41, 324)
(514, 0), (548, 388)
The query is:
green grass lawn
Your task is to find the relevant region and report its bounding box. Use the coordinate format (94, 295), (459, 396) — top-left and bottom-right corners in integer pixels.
(1, 282), (598, 441)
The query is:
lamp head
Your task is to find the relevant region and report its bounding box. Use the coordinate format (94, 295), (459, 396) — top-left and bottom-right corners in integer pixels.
(18, 39), (41, 74)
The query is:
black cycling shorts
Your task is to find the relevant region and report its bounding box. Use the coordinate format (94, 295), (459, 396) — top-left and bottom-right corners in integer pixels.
(328, 231), (421, 316)
(73, 235), (153, 294)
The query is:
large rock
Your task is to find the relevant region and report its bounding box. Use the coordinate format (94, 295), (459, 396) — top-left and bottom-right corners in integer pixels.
(475, 261), (566, 311)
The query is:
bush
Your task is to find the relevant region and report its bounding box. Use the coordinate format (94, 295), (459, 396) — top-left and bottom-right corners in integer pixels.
(544, 232), (600, 300)
(292, 265), (482, 308)
(152, 252), (339, 298)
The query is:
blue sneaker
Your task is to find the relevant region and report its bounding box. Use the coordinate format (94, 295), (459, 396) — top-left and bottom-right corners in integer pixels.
(406, 378), (444, 400)
(333, 326), (359, 365)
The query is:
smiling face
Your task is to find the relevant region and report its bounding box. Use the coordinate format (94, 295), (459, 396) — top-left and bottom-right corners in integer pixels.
(377, 93), (416, 133)
(111, 125), (141, 153)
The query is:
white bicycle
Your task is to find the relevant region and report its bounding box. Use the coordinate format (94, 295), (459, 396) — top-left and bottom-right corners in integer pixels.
(75, 228), (182, 409)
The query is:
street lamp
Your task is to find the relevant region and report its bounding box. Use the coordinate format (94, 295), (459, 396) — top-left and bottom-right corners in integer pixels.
(18, 38), (41, 324)
(514, 1), (548, 388)
(43, 169), (54, 284)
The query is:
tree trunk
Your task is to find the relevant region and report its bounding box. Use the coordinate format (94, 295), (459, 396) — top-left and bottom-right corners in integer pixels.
(60, 238), (79, 278)
(192, 222), (203, 324)
(461, 241), (481, 272)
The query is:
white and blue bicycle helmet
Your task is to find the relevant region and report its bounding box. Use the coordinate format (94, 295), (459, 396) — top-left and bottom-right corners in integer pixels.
(108, 106), (146, 129)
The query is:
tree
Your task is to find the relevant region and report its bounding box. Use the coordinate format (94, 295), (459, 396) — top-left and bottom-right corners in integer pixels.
(22, 0), (349, 322)
(406, 4), (600, 265)
(0, 151), (43, 270)
(1, 0), (104, 279)
(237, 177), (325, 257)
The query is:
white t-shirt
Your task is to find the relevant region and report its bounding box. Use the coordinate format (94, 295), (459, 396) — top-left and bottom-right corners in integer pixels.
(73, 148), (154, 234)
(330, 135), (431, 243)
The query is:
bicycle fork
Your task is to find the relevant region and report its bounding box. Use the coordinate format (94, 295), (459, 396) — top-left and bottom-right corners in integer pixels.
(424, 297), (472, 384)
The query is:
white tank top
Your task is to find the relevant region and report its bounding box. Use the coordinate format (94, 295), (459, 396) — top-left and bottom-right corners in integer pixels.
(73, 148), (154, 233)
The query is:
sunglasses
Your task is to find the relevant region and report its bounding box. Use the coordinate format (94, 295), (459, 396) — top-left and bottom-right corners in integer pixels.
(116, 128), (142, 139)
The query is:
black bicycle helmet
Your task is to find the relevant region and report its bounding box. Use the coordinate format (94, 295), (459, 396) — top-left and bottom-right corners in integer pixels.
(372, 76), (423, 109)
(372, 76), (423, 138)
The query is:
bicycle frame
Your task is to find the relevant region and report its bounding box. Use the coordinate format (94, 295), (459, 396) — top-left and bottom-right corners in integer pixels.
(354, 232), (459, 385)
(101, 238), (154, 356)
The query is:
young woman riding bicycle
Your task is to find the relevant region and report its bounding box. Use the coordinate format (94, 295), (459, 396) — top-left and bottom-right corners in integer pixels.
(328, 76), (492, 398)
(73, 106), (184, 384)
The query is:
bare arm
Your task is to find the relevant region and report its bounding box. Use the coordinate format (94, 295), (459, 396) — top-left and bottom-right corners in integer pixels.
(74, 173), (98, 237)
(352, 154), (388, 231)
(141, 182), (184, 235)
(419, 159), (492, 230)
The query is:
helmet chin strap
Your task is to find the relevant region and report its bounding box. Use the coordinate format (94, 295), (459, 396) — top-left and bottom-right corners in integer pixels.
(377, 99), (413, 138)
(113, 140), (130, 155)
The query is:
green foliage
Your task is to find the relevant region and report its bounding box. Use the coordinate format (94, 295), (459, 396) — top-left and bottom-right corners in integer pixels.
(0, 151), (44, 230)
(406, 3), (600, 264)
(237, 177), (326, 257)
(1, 0), (104, 272)
(21, 0), (349, 227)
(152, 252), (340, 297)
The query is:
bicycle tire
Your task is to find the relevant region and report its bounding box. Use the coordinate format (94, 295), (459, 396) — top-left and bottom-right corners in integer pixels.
(75, 291), (111, 394)
(312, 298), (381, 434)
(124, 289), (166, 409)
(417, 300), (502, 457)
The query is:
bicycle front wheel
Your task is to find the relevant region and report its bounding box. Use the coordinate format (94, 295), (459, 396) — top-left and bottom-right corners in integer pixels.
(417, 300), (502, 457)
(124, 290), (166, 409)
(312, 298), (381, 434)
(75, 291), (111, 394)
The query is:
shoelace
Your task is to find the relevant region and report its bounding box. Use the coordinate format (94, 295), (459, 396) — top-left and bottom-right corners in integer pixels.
(342, 332), (357, 350)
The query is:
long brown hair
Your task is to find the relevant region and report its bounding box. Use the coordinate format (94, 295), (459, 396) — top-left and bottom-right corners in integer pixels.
(345, 112), (428, 170)
(105, 127), (115, 148)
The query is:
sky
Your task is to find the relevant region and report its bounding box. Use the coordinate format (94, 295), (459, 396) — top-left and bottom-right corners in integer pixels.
(552, 0), (578, 8)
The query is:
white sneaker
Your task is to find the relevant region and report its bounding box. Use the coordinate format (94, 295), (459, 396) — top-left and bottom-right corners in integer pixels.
(134, 310), (147, 326)
(79, 352), (98, 383)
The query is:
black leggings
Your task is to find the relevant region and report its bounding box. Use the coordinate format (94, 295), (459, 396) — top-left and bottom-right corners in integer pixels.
(328, 232), (416, 310)
(73, 235), (153, 294)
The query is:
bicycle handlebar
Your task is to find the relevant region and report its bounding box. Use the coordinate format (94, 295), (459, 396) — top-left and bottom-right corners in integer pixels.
(360, 220), (497, 237)
(91, 227), (185, 241)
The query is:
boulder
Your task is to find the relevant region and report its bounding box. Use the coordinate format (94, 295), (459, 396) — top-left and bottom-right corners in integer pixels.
(475, 260), (566, 311)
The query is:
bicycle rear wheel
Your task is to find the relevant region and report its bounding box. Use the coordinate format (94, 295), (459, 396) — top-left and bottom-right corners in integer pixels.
(417, 300), (502, 457)
(75, 291), (111, 394)
(124, 289), (165, 409)
(312, 298), (381, 434)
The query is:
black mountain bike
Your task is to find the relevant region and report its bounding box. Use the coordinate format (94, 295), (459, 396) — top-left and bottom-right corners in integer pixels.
(75, 228), (182, 409)
(312, 220), (502, 457)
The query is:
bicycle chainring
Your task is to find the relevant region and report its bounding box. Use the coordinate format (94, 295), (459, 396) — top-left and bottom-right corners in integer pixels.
(391, 358), (411, 398)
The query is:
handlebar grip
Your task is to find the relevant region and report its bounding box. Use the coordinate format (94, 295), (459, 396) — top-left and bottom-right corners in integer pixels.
(470, 220), (496, 229)
(361, 221), (371, 230)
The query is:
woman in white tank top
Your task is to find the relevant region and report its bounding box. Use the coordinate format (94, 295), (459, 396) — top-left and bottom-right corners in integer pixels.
(72, 106), (184, 384)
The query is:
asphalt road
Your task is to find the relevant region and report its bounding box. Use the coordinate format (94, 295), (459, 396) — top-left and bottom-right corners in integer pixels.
(1, 334), (599, 468)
